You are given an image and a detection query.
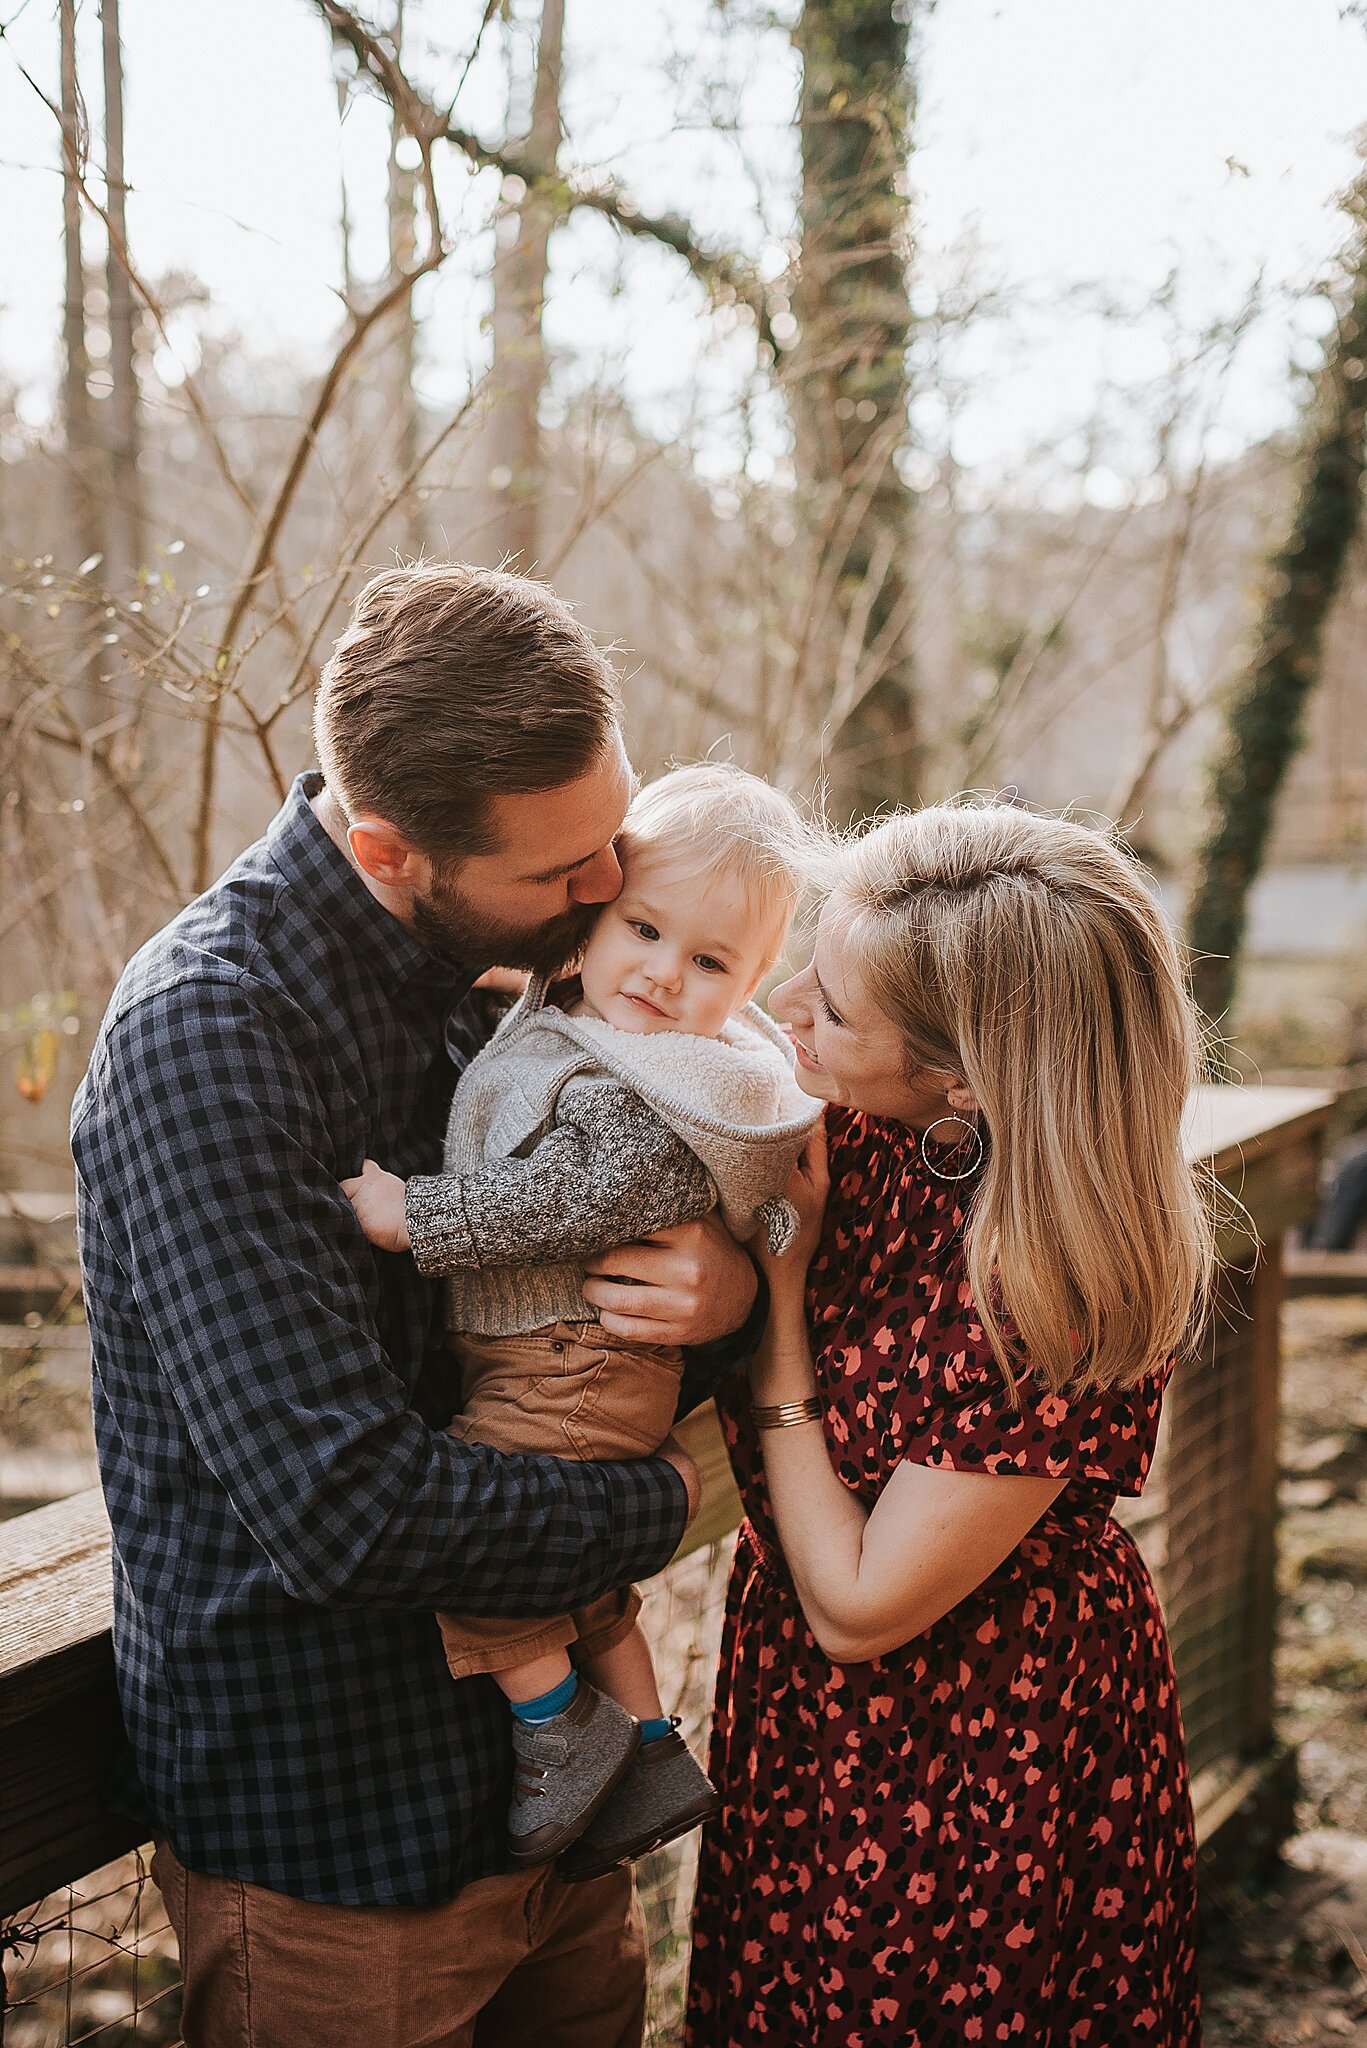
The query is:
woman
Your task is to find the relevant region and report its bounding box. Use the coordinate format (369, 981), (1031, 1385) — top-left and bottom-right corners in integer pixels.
(686, 801), (1213, 2047)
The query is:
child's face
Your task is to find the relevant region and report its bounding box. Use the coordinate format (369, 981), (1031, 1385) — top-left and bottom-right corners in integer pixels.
(578, 851), (773, 1038)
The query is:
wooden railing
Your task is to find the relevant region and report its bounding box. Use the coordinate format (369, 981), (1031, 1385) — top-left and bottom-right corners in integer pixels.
(0, 1492), (128, 1916)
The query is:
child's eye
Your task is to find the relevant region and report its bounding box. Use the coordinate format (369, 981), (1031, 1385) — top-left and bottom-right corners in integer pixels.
(694, 955), (727, 975)
(628, 920), (660, 942)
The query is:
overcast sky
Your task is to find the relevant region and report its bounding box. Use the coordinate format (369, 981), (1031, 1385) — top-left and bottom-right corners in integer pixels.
(2, 0), (1366, 479)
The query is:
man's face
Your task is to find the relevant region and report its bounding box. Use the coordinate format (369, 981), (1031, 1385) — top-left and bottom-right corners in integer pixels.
(410, 735), (635, 974)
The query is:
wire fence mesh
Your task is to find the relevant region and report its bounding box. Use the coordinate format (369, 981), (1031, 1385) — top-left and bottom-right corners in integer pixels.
(0, 1851), (181, 2047)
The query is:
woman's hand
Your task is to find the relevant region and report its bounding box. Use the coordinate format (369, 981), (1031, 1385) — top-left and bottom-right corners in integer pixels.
(748, 1118), (827, 1410)
(755, 1115), (829, 1302)
(340, 1158), (411, 1253)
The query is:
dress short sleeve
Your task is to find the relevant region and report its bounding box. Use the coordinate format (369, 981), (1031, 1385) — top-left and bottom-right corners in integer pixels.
(805, 1112), (1170, 1504)
(905, 1340), (1169, 1497)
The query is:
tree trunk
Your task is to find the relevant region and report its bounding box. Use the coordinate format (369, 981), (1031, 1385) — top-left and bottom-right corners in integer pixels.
(386, 0), (422, 554)
(59, 0), (102, 578)
(1187, 170), (1367, 1029)
(57, 1), (127, 979)
(100, 0), (144, 598)
(337, 70), (357, 306)
(790, 0), (920, 817)
(483, 0), (564, 571)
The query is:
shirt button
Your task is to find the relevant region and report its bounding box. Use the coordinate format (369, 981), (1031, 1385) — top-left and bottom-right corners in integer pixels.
(552, 1341), (566, 1354)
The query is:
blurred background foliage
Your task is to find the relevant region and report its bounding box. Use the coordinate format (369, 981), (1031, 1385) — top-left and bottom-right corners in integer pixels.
(4, 0), (1367, 1176)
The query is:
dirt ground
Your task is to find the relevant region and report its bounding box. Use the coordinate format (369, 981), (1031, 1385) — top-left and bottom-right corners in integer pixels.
(1202, 1292), (1367, 2045)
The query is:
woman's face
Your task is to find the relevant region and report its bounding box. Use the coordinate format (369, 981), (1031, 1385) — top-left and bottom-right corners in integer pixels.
(770, 892), (975, 1129)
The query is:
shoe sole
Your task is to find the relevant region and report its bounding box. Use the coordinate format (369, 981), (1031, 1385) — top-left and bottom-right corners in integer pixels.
(556, 1788), (721, 1884)
(507, 1733), (643, 1868)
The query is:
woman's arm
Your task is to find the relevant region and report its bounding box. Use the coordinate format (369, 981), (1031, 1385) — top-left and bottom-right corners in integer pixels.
(754, 1294), (1064, 1663)
(752, 1118), (1064, 1664)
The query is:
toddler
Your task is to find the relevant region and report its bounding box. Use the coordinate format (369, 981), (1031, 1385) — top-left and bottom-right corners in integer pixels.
(344, 764), (820, 1879)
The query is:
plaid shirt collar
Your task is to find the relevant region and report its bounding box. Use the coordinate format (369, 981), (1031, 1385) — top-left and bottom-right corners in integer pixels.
(270, 773), (476, 1002)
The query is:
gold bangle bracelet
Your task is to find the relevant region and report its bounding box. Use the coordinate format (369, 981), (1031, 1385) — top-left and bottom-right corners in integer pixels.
(751, 1396), (823, 1430)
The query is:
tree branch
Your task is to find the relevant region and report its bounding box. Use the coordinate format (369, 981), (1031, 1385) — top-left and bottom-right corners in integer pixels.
(190, 91), (453, 889)
(314, 0), (787, 359)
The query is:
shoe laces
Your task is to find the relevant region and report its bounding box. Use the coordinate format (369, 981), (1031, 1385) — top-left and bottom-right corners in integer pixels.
(514, 1759), (550, 1800)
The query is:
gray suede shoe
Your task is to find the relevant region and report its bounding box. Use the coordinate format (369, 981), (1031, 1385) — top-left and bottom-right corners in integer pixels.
(507, 1682), (641, 1867)
(555, 1720), (719, 1883)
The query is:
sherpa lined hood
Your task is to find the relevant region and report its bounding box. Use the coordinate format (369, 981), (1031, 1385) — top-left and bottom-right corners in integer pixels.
(473, 974), (820, 1242)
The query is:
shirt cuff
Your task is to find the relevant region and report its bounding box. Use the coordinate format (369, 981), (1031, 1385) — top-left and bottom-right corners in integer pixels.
(601, 1453), (692, 1581)
(405, 1175), (479, 1275)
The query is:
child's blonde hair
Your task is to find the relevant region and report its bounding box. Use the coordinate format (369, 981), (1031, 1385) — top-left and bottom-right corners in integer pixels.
(620, 763), (811, 966)
(838, 798), (1216, 1395)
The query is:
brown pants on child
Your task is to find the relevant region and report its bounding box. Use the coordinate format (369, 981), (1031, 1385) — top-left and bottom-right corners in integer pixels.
(438, 1321), (685, 1680)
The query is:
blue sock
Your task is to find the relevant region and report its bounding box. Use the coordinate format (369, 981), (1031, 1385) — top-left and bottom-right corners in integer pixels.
(639, 1716), (673, 1744)
(509, 1671), (578, 1725)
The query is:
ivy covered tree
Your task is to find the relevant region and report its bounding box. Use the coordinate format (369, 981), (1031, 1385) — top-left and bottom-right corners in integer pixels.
(1187, 164), (1367, 1030)
(790, 0), (921, 816)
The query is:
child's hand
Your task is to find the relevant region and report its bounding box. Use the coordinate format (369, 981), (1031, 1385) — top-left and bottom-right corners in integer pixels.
(340, 1159), (411, 1253)
(755, 1116), (829, 1294)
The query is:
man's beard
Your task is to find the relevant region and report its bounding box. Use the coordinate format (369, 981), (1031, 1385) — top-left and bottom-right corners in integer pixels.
(409, 868), (599, 980)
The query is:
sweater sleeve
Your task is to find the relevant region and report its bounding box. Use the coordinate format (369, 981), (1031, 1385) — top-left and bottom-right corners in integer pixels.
(404, 1078), (716, 1275)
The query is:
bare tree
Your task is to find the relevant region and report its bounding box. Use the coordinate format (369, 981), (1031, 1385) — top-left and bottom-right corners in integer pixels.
(59, 0), (101, 583)
(100, 0), (144, 601)
(483, 0), (565, 570)
(385, 0), (423, 555)
(315, 2), (787, 356)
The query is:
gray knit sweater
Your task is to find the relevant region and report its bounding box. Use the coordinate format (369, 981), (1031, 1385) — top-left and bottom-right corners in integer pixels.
(405, 975), (821, 1337)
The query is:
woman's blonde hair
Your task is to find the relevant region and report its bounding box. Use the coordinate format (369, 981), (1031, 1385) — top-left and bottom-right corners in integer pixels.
(838, 798), (1216, 1395)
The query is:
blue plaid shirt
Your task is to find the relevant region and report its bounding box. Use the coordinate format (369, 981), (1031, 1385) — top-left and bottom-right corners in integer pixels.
(72, 774), (749, 1906)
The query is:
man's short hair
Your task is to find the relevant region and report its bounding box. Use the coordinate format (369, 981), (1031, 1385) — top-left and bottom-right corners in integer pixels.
(314, 563), (623, 861)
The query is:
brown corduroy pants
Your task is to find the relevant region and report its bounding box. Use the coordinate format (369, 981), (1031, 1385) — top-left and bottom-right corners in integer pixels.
(438, 1321), (685, 1680)
(152, 1836), (646, 2048)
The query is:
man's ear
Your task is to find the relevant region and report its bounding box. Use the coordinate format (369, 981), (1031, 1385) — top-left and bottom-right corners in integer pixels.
(347, 816), (423, 890)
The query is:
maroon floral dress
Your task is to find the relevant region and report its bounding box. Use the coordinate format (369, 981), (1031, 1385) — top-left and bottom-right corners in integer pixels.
(686, 1109), (1200, 2047)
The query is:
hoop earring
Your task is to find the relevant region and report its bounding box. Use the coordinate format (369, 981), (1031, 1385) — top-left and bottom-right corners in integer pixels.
(919, 1114), (985, 1182)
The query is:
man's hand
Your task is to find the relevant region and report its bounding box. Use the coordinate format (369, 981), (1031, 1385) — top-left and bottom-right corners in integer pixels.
(581, 1212), (759, 1346)
(657, 1433), (701, 1525)
(340, 1159), (411, 1253)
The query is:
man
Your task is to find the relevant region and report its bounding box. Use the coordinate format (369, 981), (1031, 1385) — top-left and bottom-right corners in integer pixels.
(71, 563), (762, 2046)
